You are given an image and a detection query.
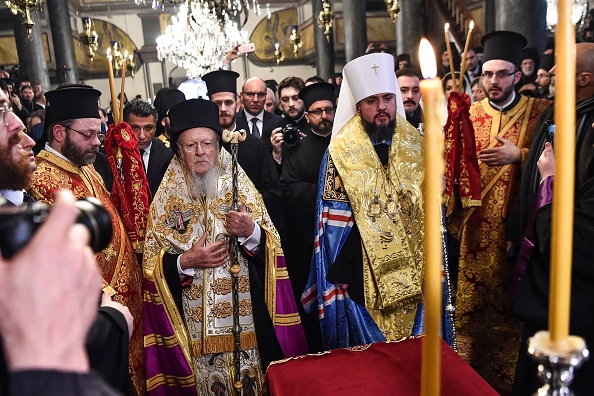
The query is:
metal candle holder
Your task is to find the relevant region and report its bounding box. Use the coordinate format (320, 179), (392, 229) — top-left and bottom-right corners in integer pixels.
(528, 331), (589, 395)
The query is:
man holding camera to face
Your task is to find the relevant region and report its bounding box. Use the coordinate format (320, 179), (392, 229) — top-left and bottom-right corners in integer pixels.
(25, 85), (144, 396)
(0, 88), (130, 395)
(264, 77), (310, 174)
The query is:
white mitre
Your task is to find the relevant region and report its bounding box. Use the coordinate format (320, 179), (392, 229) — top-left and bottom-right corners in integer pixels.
(332, 52), (406, 138)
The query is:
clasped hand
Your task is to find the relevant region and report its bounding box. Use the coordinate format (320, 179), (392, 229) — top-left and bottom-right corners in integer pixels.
(478, 136), (521, 166)
(180, 206), (254, 270)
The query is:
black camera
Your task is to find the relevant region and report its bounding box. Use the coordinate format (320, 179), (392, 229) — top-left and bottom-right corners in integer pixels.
(282, 123), (300, 147)
(0, 197), (113, 259)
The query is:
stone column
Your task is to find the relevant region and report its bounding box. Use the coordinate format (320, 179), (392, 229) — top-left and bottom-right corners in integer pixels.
(13, 10), (50, 90)
(396, 0), (425, 67)
(312, 0), (335, 81)
(497, 0), (547, 54)
(484, 0), (496, 34)
(342, 0), (367, 62)
(46, 0), (79, 84)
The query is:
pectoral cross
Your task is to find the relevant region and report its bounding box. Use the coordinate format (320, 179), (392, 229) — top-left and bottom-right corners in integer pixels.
(372, 64), (379, 75)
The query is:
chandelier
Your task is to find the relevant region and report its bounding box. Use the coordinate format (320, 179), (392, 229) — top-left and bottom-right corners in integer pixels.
(546, 0), (588, 31)
(157, 1), (248, 78)
(6, 0), (43, 39)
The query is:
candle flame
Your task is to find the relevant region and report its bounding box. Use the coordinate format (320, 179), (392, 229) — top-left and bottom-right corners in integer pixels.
(419, 38), (437, 79)
(106, 47), (112, 61)
(124, 49), (129, 58)
(275, 42), (280, 49)
(469, 20), (474, 30)
(444, 23), (449, 32)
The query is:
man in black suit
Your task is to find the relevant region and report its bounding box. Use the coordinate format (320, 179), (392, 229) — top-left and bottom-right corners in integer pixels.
(202, 70), (284, 234)
(236, 77), (283, 139)
(123, 99), (174, 200)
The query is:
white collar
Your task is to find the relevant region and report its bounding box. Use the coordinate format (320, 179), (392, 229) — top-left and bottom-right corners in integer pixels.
(0, 190), (25, 206)
(45, 142), (74, 164)
(245, 110), (263, 123)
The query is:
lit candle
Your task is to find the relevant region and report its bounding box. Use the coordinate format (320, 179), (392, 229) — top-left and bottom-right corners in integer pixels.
(418, 38), (444, 396)
(106, 48), (119, 123)
(444, 24), (456, 85)
(549, 0), (576, 343)
(119, 49), (128, 122)
(457, 20), (474, 92)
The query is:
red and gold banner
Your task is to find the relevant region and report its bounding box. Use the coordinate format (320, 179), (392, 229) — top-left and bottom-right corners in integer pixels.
(104, 122), (151, 252)
(443, 92), (482, 215)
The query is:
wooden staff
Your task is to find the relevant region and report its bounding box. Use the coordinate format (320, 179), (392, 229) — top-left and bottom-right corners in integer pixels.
(222, 128), (247, 395)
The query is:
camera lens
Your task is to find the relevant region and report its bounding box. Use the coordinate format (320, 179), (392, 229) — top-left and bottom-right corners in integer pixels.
(0, 197), (113, 259)
(282, 124), (299, 147)
(75, 197), (113, 253)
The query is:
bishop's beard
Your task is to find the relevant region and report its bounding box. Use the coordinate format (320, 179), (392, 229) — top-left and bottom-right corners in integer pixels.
(361, 117), (397, 142)
(191, 164), (219, 200)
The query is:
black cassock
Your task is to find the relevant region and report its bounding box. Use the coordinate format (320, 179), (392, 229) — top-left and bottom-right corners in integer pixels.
(281, 132), (331, 352)
(513, 171), (594, 395)
(0, 306), (130, 396)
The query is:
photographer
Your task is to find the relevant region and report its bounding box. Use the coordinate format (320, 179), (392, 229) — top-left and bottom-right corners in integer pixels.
(264, 76), (309, 174)
(0, 190), (122, 396)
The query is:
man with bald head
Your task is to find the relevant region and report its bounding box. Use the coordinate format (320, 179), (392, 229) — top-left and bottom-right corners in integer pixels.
(236, 77), (282, 138)
(512, 42), (594, 395)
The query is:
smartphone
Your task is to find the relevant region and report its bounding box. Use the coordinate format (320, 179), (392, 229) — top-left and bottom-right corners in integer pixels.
(238, 43), (256, 55)
(544, 120), (555, 146)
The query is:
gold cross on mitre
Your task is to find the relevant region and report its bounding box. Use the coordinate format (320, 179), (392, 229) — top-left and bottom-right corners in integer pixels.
(372, 64), (380, 75)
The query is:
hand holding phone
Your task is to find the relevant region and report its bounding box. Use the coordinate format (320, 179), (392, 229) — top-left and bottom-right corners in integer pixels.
(238, 43), (256, 55)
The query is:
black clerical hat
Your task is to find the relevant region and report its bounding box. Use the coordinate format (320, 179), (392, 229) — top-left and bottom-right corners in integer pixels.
(168, 99), (222, 156)
(299, 82), (335, 111)
(202, 70), (239, 96)
(44, 84), (101, 126)
(481, 31), (527, 68)
(154, 87), (186, 136)
(539, 54), (554, 72)
(396, 53), (411, 64)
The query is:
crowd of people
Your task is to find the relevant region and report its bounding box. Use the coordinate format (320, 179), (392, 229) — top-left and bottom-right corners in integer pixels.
(0, 26), (593, 396)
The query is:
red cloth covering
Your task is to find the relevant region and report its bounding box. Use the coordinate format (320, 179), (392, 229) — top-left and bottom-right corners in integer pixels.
(265, 337), (497, 395)
(104, 122), (151, 253)
(443, 92), (482, 215)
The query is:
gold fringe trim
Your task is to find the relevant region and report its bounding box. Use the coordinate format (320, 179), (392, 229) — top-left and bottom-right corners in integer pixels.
(273, 313), (302, 326)
(192, 331), (258, 357)
(143, 288), (163, 304)
(460, 198), (482, 208)
(144, 333), (178, 348)
(275, 267), (288, 279)
(146, 374), (195, 391)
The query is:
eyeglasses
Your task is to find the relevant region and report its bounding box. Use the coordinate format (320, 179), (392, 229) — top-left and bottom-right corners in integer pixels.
(242, 91), (267, 99)
(62, 125), (101, 141)
(180, 140), (216, 153)
(481, 71), (516, 80)
(307, 107), (335, 116)
(0, 101), (11, 126)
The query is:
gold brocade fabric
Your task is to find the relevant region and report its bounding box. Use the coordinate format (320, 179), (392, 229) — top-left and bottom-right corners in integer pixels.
(449, 97), (550, 392)
(27, 150), (145, 396)
(143, 151), (281, 394)
(328, 114), (424, 339)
